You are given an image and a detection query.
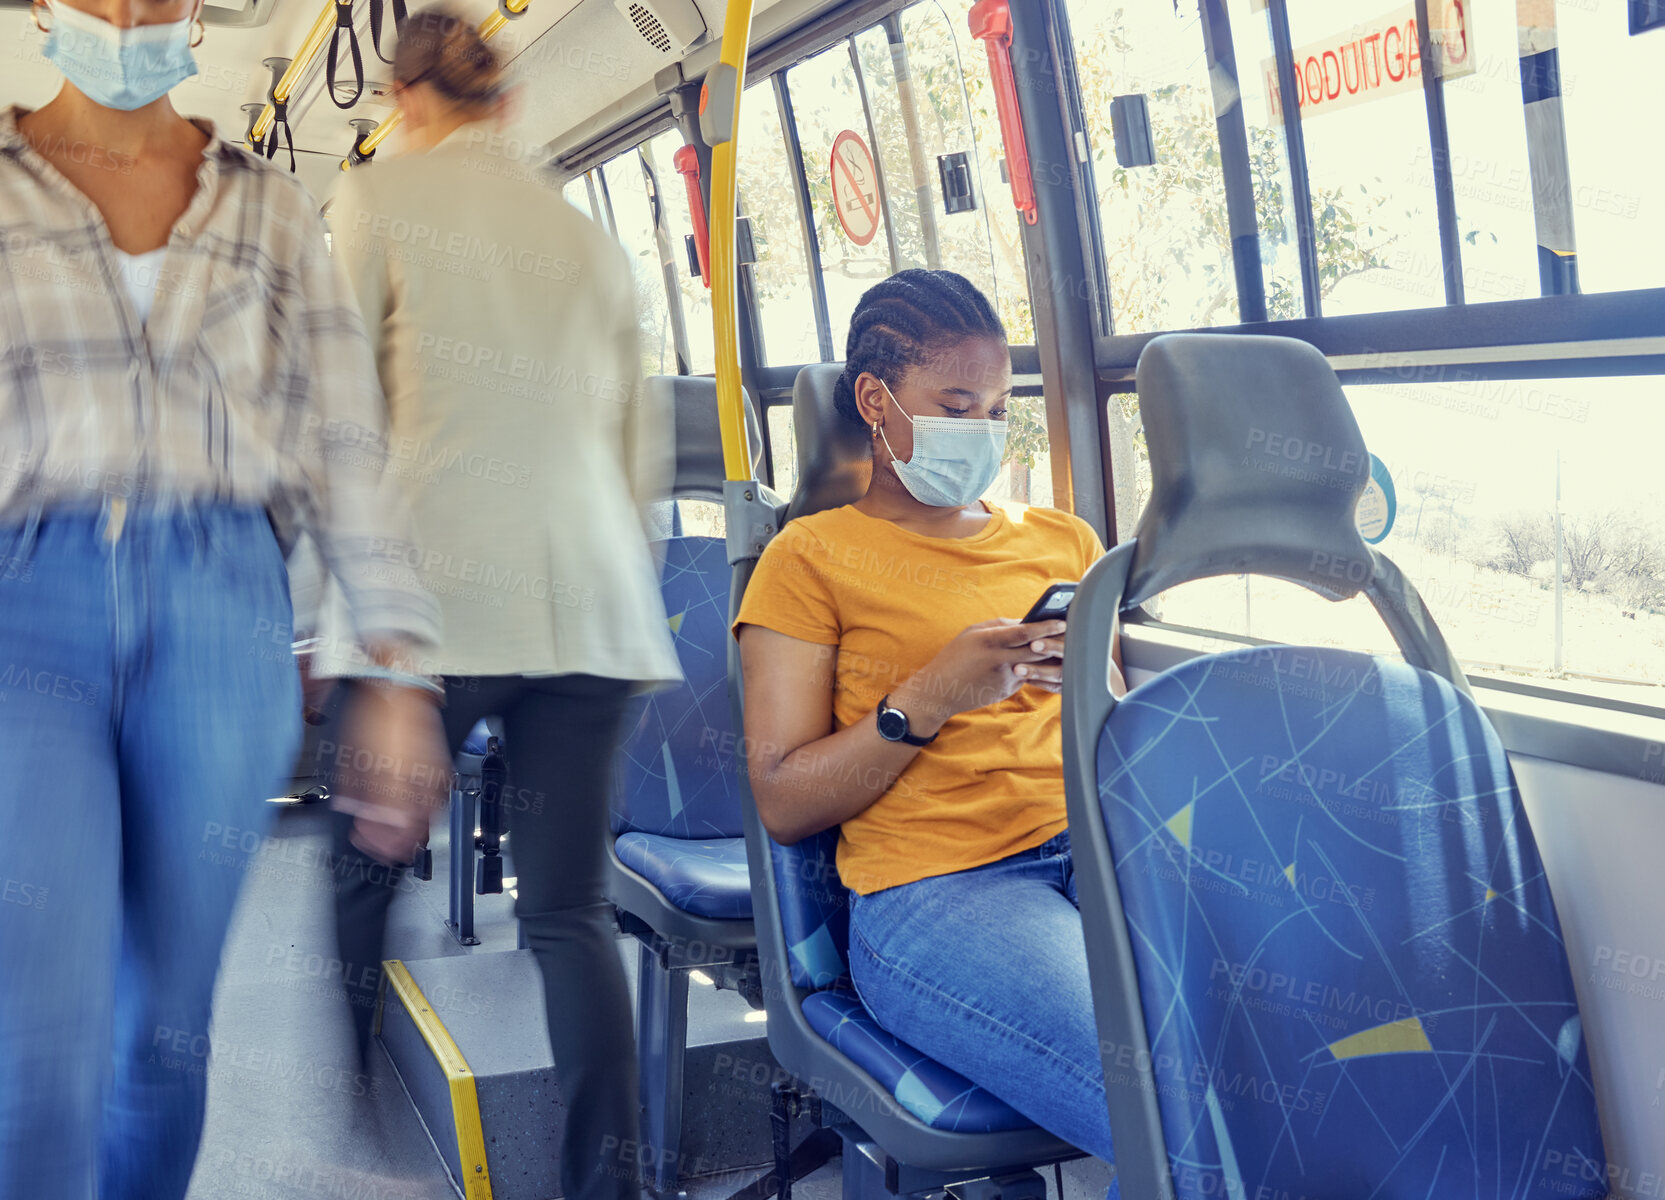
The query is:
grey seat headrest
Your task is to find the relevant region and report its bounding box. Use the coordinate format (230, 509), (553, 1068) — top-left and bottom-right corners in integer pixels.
(642, 375), (765, 500)
(786, 363), (872, 523)
(1127, 333), (1374, 606)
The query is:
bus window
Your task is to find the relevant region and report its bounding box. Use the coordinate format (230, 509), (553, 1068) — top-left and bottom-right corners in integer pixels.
(1554, 2), (1665, 292)
(599, 153), (678, 378)
(854, 24), (929, 273)
(982, 393), (1055, 509)
(1106, 392), (1148, 546)
(1270, 0), (1452, 315)
(737, 81), (823, 367)
(766, 405), (799, 501)
(1141, 375), (1665, 697)
(1422, 0), (1538, 305)
(1214, 2), (1313, 320)
(562, 175), (596, 219)
(642, 130), (715, 374)
(1065, 0), (1242, 332)
(894, 1), (1021, 330)
(788, 42), (897, 355)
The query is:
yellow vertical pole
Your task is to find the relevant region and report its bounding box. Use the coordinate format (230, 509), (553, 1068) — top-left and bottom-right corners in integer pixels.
(704, 0), (756, 481)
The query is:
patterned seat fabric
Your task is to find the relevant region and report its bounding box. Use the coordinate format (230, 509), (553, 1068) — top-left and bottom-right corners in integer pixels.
(610, 536), (747, 921)
(802, 987), (1033, 1133)
(613, 537), (743, 841)
(769, 829), (1041, 1134)
(771, 829), (850, 990)
(614, 833), (751, 920)
(1097, 645), (1606, 1200)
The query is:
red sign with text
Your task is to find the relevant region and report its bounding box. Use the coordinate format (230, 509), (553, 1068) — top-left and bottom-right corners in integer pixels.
(1263, 1), (1473, 121)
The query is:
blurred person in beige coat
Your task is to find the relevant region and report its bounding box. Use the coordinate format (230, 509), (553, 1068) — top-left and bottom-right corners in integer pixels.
(311, 11), (681, 1200)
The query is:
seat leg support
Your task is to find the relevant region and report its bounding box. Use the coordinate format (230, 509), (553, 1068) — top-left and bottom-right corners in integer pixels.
(838, 1134), (897, 1200)
(638, 941), (690, 1192)
(475, 740), (505, 894)
(446, 783), (478, 945)
(769, 1081), (796, 1200)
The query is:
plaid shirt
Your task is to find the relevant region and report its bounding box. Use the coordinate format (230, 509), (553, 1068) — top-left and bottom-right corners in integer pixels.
(0, 106), (439, 648)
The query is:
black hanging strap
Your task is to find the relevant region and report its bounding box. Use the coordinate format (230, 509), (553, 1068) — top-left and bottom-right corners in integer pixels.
(266, 98), (297, 173)
(327, 0), (364, 109)
(369, 0), (407, 65)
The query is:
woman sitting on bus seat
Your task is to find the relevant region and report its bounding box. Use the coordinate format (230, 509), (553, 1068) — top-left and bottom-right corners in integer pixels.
(734, 269), (1125, 1170)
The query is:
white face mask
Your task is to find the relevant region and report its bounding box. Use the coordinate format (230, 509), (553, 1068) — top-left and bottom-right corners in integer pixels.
(42, 0), (199, 111)
(875, 379), (1008, 508)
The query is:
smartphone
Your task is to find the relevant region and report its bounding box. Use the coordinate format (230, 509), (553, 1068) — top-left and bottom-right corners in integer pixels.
(1022, 582), (1077, 625)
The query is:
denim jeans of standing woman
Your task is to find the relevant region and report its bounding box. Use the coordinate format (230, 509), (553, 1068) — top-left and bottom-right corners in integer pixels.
(0, 499), (301, 1200)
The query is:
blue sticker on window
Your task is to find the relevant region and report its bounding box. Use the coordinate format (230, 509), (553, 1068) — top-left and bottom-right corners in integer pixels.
(1356, 453), (1396, 545)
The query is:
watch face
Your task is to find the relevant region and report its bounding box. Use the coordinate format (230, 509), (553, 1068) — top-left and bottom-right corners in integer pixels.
(877, 706), (907, 741)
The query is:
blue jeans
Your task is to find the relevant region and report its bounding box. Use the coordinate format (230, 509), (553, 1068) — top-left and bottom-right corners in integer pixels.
(0, 501), (301, 1200)
(848, 832), (1117, 1180)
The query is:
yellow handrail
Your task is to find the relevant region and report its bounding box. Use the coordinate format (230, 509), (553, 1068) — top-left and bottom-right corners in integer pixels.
(708, 0), (755, 482)
(339, 0), (531, 171)
(248, 0), (339, 146)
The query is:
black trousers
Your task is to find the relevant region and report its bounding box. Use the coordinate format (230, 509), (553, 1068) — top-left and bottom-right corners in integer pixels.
(327, 674), (638, 1200)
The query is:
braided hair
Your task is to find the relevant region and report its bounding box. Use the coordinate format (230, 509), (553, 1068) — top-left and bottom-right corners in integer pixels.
(832, 269), (1007, 430)
(394, 6), (505, 109)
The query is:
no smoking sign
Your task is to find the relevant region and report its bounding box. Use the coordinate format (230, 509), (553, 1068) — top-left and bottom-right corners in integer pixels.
(830, 130), (881, 247)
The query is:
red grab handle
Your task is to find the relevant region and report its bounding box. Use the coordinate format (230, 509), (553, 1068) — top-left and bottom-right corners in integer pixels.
(968, 0), (1038, 226)
(674, 143), (712, 288)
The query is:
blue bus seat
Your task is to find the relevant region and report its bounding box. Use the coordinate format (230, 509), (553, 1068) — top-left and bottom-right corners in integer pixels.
(605, 375), (763, 948)
(769, 828), (1034, 1135)
(612, 536), (750, 920)
(603, 375), (765, 1190)
(612, 834), (750, 919)
(1062, 333), (1607, 1200)
(735, 363), (1083, 1191)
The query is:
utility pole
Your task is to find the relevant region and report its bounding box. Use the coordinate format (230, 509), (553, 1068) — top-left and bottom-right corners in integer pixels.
(1553, 449), (1564, 673)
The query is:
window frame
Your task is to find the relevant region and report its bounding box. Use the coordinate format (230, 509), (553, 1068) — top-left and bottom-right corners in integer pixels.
(548, 0), (1663, 714)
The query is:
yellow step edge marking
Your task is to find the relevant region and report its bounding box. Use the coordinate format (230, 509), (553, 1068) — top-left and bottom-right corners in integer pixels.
(383, 960), (494, 1200)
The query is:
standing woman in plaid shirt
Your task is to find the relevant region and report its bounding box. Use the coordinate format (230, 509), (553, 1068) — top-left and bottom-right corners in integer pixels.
(0, 0), (453, 1196)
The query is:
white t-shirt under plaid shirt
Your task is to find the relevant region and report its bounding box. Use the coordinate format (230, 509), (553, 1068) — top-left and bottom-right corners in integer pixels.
(0, 105), (439, 649)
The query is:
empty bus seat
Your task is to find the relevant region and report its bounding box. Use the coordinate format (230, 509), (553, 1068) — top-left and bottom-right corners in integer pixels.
(605, 374), (765, 1190)
(736, 363), (1081, 1187)
(1061, 334), (1607, 1200)
(612, 532), (751, 919)
(606, 374), (763, 936)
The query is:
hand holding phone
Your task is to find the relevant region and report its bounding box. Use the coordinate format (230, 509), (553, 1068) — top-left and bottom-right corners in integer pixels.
(1022, 582), (1077, 625)
(1012, 583), (1076, 692)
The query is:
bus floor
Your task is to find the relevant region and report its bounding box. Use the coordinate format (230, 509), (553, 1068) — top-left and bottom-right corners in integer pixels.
(184, 802), (1118, 1200)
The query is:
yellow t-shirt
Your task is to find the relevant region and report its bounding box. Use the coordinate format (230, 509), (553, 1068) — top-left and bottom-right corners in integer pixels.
(733, 501), (1104, 895)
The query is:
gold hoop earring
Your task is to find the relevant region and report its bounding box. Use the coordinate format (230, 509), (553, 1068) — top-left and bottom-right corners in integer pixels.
(189, 17), (205, 46)
(31, 1), (51, 33)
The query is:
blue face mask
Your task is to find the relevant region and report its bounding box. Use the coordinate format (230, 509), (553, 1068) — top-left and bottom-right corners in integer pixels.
(875, 379), (1008, 508)
(43, 1), (199, 112)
